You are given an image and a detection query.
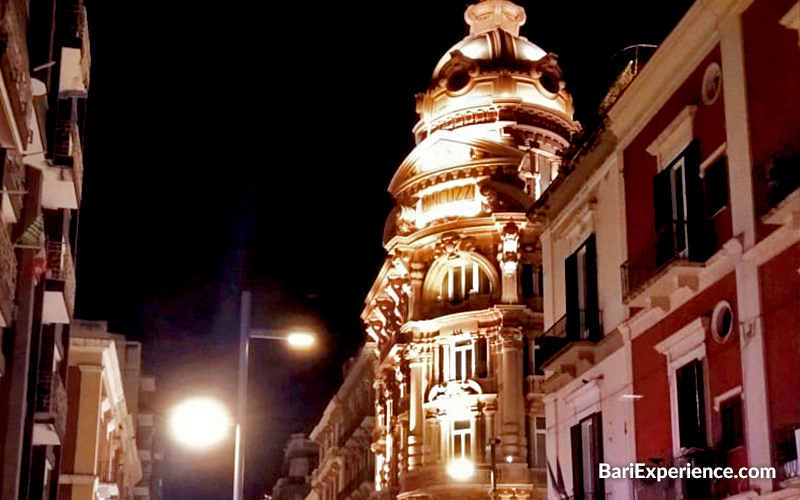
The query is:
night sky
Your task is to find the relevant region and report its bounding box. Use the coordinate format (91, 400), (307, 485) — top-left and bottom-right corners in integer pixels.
(75, 1), (693, 499)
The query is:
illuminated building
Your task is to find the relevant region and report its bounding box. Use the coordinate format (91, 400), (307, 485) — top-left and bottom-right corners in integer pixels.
(528, 1), (800, 500)
(361, 1), (579, 500)
(304, 344), (376, 500)
(0, 0), (90, 498)
(272, 434), (319, 500)
(58, 321), (146, 500)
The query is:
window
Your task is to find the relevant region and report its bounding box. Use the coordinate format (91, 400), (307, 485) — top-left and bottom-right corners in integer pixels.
(703, 156), (729, 217)
(571, 413), (603, 500)
(653, 142), (706, 265)
(534, 416), (546, 467)
(719, 396), (743, 450)
(566, 235), (599, 341)
(676, 359), (707, 449)
(453, 420), (472, 459)
(440, 259), (491, 303)
(521, 264), (543, 300)
(452, 340), (473, 381)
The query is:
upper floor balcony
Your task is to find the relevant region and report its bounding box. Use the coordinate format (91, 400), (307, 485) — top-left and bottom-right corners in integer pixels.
(399, 462), (538, 494)
(0, 0), (32, 150)
(621, 220), (716, 312)
(33, 370), (67, 445)
(58, 0), (90, 97)
(43, 238), (75, 323)
(0, 223), (16, 327)
(42, 117), (83, 209)
(421, 293), (495, 319)
(776, 426), (800, 487)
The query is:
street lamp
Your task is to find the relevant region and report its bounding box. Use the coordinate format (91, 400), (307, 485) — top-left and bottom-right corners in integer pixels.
(447, 438), (501, 500)
(169, 397), (231, 449)
(233, 291), (317, 500)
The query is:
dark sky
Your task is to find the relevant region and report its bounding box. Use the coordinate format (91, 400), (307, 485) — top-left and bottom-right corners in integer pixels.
(75, 1), (693, 499)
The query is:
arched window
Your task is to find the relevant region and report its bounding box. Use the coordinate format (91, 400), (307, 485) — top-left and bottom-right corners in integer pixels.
(439, 259), (491, 303)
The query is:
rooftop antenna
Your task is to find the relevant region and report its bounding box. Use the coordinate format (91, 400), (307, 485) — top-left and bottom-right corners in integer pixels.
(612, 44), (658, 75)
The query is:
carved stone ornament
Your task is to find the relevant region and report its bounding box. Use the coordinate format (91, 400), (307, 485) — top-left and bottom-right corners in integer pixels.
(497, 222), (521, 274)
(532, 52), (566, 94)
(433, 233), (476, 259)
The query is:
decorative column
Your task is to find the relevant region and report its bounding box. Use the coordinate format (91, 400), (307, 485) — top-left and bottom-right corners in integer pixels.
(498, 223), (521, 304)
(499, 327), (525, 460)
(406, 345), (428, 470)
(483, 404), (497, 463)
(409, 263), (425, 320)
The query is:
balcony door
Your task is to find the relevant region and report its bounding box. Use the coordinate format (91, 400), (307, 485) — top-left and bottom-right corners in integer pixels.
(654, 141), (705, 265)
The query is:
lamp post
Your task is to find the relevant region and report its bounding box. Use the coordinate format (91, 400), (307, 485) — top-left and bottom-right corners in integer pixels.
(233, 291), (316, 500)
(447, 438), (501, 500)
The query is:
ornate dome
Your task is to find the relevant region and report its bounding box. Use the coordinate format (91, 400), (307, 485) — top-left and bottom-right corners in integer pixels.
(414, 0), (576, 145)
(431, 29), (548, 81)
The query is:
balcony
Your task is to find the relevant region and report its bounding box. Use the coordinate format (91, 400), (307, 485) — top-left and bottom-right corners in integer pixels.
(0, 224), (16, 327)
(634, 450), (729, 500)
(33, 371), (67, 445)
(58, 0), (91, 93)
(0, 1), (32, 149)
(621, 221), (715, 311)
(422, 293), (494, 319)
(40, 119), (83, 210)
(400, 463), (493, 492)
(776, 427), (800, 485)
(43, 239), (75, 323)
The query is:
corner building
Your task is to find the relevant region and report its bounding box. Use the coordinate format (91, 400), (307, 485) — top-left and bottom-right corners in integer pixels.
(362, 2), (579, 500)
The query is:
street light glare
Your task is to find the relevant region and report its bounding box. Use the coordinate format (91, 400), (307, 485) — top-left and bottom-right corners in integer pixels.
(170, 397), (230, 449)
(447, 457), (475, 481)
(286, 331), (316, 350)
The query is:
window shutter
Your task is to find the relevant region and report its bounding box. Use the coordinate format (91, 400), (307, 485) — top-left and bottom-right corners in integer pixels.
(653, 166), (674, 265)
(565, 253), (579, 340)
(585, 236), (600, 341)
(571, 424), (584, 500)
(591, 413), (605, 500)
(476, 337), (488, 378)
(682, 142), (707, 261)
(521, 264), (534, 298)
(676, 360), (707, 448)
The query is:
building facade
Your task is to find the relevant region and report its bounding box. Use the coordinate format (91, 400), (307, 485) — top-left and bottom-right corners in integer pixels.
(272, 434), (320, 500)
(529, 3), (800, 500)
(0, 0), (91, 498)
(304, 344), (376, 500)
(361, 2), (579, 500)
(59, 321), (151, 500)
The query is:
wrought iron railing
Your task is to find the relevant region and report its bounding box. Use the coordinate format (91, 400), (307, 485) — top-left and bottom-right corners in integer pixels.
(35, 371), (67, 439)
(543, 314), (568, 338)
(46, 239), (76, 314)
(621, 220), (715, 301)
(0, 224), (17, 322)
(542, 310), (602, 341)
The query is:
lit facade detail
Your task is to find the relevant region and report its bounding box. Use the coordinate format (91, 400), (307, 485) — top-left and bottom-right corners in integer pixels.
(363, 2), (579, 500)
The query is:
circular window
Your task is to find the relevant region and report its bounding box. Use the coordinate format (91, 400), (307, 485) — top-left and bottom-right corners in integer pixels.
(447, 71), (471, 92)
(711, 301), (735, 343)
(702, 62), (722, 105)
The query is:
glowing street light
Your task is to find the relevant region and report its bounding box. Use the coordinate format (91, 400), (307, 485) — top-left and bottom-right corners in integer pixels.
(285, 331), (316, 350)
(447, 438), (501, 500)
(233, 292), (319, 500)
(447, 457), (475, 481)
(169, 397), (231, 449)
(165, 293), (318, 500)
